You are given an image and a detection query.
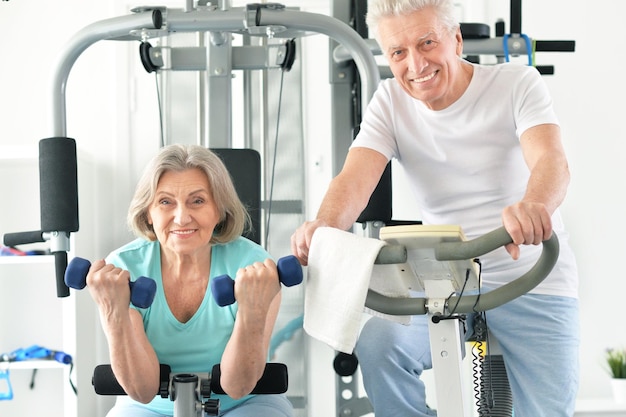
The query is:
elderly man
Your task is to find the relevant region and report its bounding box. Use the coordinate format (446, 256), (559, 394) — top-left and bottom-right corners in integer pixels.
(291, 1), (579, 416)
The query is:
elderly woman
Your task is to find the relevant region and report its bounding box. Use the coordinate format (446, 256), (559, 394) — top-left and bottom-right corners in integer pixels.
(87, 144), (293, 416)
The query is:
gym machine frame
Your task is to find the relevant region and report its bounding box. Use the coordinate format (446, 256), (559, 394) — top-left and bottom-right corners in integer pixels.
(3, 1), (381, 299)
(2, 2), (382, 415)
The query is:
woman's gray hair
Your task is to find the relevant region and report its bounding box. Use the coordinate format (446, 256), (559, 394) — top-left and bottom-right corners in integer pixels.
(366, 0), (460, 40)
(128, 144), (250, 244)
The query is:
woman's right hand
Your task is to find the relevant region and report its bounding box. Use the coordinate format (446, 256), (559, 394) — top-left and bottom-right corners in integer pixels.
(86, 259), (132, 314)
(86, 260), (160, 403)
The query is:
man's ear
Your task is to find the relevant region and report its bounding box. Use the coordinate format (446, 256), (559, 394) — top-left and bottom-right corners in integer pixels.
(455, 28), (463, 57)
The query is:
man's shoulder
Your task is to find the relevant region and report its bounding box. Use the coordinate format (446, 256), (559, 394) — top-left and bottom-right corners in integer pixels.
(471, 63), (542, 95)
(475, 62), (540, 79)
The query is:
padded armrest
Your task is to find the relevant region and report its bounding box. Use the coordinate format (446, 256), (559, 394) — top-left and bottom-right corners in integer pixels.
(92, 362), (288, 396)
(92, 364), (171, 396)
(210, 363), (288, 395)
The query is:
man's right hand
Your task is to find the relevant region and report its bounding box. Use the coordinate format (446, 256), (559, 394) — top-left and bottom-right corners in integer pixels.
(290, 219), (329, 266)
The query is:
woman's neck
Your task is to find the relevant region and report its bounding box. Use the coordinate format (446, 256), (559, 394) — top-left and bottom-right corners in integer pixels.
(160, 245), (212, 282)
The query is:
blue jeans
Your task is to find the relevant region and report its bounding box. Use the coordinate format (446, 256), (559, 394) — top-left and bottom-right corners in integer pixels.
(355, 292), (579, 417)
(106, 394), (293, 417)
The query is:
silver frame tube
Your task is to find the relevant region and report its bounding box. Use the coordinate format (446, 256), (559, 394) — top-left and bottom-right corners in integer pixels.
(50, 11), (161, 136)
(49, 6), (380, 138)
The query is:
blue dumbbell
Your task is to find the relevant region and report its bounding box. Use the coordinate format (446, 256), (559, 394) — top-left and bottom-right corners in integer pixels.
(64, 257), (157, 309)
(211, 255), (303, 307)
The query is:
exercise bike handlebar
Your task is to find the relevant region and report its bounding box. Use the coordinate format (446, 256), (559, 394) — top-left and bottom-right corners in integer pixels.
(365, 226), (560, 316)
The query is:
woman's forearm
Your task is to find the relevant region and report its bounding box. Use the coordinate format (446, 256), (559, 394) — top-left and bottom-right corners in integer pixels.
(219, 294), (280, 399)
(103, 309), (160, 403)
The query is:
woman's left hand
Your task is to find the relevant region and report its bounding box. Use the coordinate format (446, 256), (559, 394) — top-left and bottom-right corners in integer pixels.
(233, 259), (282, 315)
(220, 259), (282, 398)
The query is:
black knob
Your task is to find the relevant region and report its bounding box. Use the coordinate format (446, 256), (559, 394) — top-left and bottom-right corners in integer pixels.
(333, 352), (359, 377)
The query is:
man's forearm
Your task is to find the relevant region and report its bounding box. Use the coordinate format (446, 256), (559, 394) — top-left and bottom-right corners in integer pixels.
(523, 152), (570, 215)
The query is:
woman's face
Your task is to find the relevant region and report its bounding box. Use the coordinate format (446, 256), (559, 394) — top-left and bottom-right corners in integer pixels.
(147, 168), (220, 257)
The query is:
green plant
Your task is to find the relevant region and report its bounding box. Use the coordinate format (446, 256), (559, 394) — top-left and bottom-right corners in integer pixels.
(606, 348), (626, 379)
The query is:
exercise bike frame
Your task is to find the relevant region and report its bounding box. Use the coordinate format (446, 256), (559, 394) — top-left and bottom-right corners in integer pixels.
(366, 225), (559, 417)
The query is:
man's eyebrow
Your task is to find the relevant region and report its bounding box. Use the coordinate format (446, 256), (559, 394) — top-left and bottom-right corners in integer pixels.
(386, 30), (437, 51)
(384, 28), (440, 54)
(417, 31), (437, 41)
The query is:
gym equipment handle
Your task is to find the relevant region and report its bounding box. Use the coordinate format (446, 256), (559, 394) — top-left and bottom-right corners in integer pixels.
(2, 230), (70, 298)
(3, 230), (45, 247)
(65, 257), (157, 309)
(365, 226), (560, 316)
(211, 255), (303, 307)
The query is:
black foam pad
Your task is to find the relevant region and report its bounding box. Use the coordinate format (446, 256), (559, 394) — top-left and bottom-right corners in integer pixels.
(93, 364), (126, 395)
(39, 137), (79, 233)
(92, 364), (171, 396)
(210, 363), (288, 395)
(3, 230), (45, 246)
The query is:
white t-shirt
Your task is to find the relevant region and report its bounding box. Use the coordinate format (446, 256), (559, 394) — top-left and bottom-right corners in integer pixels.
(352, 62), (578, 298)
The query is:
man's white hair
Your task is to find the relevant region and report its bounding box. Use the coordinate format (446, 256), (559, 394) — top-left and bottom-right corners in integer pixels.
(366, 0), (460, 41)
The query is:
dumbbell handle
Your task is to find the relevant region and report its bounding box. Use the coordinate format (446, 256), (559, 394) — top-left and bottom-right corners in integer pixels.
(211, 255), (303, 307)
(64, 257), (157, 309)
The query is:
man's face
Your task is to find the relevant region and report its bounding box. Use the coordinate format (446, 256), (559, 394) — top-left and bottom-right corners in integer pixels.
(378, 7), (465, 110)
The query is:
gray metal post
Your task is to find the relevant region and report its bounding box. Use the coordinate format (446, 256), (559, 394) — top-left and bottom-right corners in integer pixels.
(202, 30), (233, 148)
(172, 374), (200, 417)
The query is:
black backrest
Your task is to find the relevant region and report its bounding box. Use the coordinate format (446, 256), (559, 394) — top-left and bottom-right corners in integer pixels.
(211, 148), (262, 245)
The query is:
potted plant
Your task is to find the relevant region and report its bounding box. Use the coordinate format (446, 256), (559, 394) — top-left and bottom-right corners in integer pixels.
(606, 348), (626, 403)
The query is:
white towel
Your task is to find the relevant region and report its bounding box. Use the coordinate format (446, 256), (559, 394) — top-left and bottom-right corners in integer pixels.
(303, 227), (411, 354)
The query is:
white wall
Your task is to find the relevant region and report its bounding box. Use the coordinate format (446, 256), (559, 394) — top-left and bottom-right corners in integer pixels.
(498, 1), (626, 400)
(1, 1), (130, 415)
(1, 0), (625, 414)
